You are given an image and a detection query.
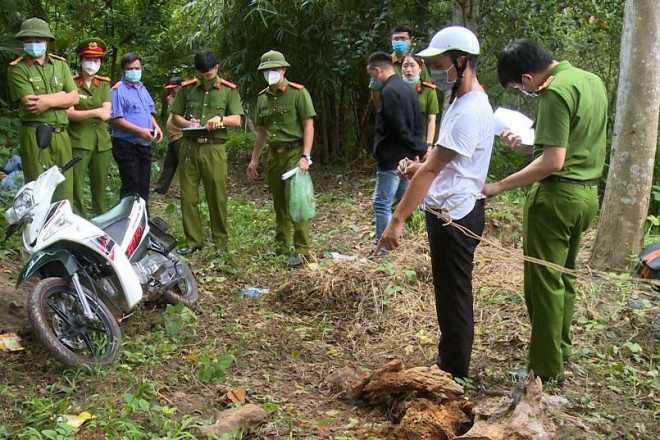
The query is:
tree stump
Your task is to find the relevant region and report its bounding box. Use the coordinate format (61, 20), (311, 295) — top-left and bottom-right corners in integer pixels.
(457, 376), (555, 440)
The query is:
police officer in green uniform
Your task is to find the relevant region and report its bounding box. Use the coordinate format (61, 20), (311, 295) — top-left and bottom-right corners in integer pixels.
(484, 39), (607, 386)
(247, 50), (317, 268)
(401, 54), (440, 146)
(8, 17), (79, 202)
(171, 51), (244, 255)
(66, 38), (112, 217)
(369, 26), (432, 108)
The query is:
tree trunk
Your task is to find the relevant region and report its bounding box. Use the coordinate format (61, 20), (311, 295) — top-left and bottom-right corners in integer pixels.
(590, 0), (660, 270)
(453, 0), (480, 32)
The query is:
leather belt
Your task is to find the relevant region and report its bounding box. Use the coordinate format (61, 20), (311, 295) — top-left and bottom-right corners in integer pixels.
(22, 121), (68, 133)
(272, 140), (303, 154)
(543, 175), (599, 186)
(194, 137), (226, 145)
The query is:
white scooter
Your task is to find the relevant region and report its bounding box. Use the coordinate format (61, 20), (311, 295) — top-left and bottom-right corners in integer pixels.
(4, 124), (198, 369)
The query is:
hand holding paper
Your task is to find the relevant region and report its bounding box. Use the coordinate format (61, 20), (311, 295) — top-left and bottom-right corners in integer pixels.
(493, 107), (535, 146)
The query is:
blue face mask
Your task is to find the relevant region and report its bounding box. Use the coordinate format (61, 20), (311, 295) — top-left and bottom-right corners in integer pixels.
(370, 78), (382, 90)
(403, 74), (420, 84)
(24, 42), (46, 58)
(124, 69), (142, 83)
(392, 40), (409, 53)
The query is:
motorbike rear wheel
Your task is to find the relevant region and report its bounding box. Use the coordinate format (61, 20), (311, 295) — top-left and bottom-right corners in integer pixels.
(161, 252), (199, 306)
(28, 277), (122, 369)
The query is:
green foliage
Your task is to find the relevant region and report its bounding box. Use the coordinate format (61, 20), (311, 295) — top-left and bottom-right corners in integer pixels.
(644, 214), (659, 247)
(224, 129), (255, 161)
(162, 303), (198, 336)
(196, 352), (235, 383)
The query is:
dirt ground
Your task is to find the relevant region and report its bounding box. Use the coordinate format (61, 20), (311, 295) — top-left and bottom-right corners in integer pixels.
(0, 265), (29, 334)
(0, 157), (657, 439)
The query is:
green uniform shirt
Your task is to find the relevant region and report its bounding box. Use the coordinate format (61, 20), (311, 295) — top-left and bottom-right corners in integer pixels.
(533, 61), (608, 181)
(8, 53), (77, 125)
(416, 81), (440, 116)
(256, 79), (316, 145)
(68, 75), (112, 151)
(171, 77), (244, 139)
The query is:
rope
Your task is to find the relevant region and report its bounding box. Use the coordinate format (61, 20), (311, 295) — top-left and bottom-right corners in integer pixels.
(423, 204), (660, 290)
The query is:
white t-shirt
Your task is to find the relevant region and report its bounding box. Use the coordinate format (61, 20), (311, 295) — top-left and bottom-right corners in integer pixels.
(424, 91), (494, 220)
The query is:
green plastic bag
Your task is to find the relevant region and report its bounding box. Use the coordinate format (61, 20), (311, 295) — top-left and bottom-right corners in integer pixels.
(289, 168), (315, 222)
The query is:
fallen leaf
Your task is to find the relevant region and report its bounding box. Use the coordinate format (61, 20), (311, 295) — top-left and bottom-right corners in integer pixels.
(226, 386), (247, 405)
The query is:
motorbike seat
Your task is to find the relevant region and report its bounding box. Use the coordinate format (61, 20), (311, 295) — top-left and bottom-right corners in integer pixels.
(90, 197), (136, 243)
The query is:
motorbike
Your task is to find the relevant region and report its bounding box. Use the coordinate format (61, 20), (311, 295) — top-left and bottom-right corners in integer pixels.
(4, 124), (198, 369)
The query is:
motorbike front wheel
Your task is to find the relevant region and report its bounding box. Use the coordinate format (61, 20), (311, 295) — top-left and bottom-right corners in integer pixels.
(28, 277), (122, 369)
(161, 252), (199, 307)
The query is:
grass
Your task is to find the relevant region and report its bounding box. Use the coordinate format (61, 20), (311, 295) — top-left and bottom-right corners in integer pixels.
(0, 147), (657, 439)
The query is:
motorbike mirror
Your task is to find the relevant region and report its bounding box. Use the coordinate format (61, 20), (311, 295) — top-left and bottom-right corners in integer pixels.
(35, 124), (52, 150)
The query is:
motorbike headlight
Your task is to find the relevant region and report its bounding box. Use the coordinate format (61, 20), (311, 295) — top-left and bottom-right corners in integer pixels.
(5, 188), (34, 224)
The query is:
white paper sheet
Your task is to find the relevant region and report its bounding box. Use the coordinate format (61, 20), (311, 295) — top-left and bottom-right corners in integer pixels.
(281, 166), (299, 180)
(493, 107), (535, 146)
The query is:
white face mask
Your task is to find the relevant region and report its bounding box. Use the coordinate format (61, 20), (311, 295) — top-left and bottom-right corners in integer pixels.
(82, 60), (101, 75)
(264, 70), (281, 86)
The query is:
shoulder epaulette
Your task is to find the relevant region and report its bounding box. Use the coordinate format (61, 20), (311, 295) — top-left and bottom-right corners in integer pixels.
(112, 81), (122, 89)
(72, 74), (79, 80)
(48, 53), (66, 62)
(96, 75), (111, 82)
(288, 82), (304, 90)
(9, 56), (23, 66)
(258, 87), (269, 95)
(537, 75), (555, 92)
(181, 78), (198, 87)
(221, 79), (237, 89)
(422, 81), (437, 90)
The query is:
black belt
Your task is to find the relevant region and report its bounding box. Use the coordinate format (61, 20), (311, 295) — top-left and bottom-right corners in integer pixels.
(272, 140), (303, 154)
(543, 175), (599, 186)
(192, 137), (226, 145)
(22, 121), (67, 133)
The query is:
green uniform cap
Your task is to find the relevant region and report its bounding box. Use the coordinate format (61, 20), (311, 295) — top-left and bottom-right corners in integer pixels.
(258, 50), (290, 70)
(16, 17), (55, 41)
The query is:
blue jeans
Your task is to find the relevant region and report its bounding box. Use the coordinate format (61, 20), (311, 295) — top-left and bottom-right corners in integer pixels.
(373, 169), (409, 245)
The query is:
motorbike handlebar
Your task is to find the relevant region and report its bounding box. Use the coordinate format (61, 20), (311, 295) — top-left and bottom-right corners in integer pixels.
(60, 155), (83, 173)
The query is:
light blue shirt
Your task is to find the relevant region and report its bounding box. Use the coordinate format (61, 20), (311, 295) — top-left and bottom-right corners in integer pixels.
(111, 79), (156, 146)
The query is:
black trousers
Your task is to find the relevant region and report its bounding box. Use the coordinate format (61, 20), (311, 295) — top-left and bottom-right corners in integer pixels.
(111, 137), (151, 203)
(154, 137), (183, 193)
(425, 199), (485, 379)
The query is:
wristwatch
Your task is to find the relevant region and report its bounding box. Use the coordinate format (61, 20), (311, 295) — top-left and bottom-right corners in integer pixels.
(301, 153), (311, 162)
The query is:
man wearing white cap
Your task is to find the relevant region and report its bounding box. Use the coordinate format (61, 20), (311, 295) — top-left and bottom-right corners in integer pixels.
(376, 26), (494, 380)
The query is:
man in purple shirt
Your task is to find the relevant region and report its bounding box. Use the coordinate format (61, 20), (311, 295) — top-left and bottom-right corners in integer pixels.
(111, 51), (163, 203)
